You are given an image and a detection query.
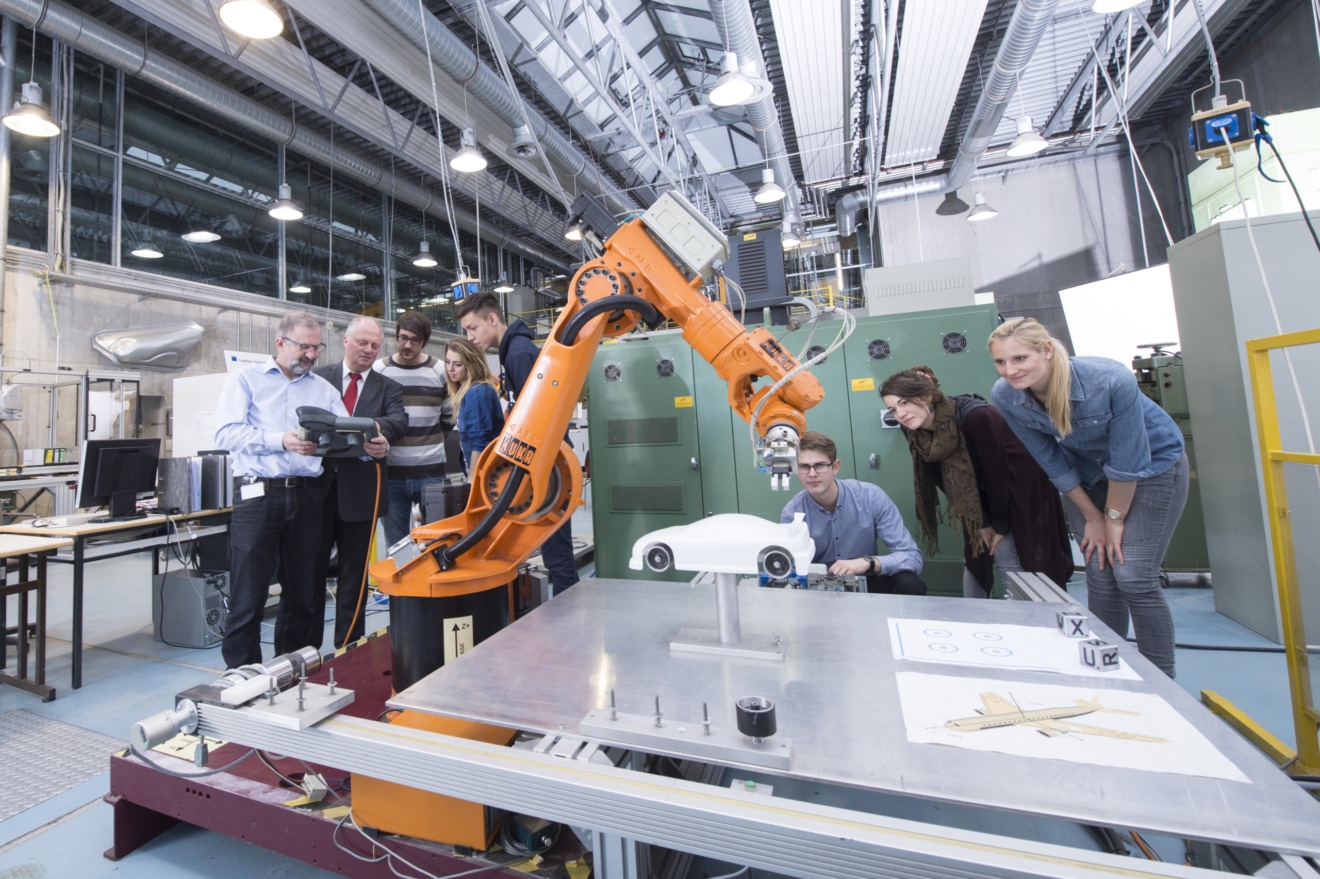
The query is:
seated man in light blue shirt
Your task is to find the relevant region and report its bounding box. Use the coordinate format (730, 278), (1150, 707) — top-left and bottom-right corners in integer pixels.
(780, 431), (927, 595)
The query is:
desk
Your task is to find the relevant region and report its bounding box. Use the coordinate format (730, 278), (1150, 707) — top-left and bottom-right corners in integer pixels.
(0, 510), (229, 689)
(0, 533), (74, 700)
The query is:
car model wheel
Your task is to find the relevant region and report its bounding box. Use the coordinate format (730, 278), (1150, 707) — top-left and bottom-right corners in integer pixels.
(644, 543), (674, 573)
(759, 546), (793, 578)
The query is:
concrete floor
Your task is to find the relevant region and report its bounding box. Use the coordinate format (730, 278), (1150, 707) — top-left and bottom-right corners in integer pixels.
(0, 512), (1301, 877)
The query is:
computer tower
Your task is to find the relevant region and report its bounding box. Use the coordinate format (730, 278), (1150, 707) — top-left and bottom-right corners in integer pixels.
(152, 570), (228, 648)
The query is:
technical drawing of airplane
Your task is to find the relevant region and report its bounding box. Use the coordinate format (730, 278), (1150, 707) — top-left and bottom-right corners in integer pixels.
(944, 692), (1169, 742)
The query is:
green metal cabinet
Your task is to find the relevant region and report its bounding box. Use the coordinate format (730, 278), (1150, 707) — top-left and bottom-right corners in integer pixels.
(585, 334), (705, 581)
(1132, 349), (1210, 574)
(587, 304), (1004, 592)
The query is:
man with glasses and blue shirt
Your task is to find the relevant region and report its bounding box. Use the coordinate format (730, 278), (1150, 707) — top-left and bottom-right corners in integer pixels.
(215, 311), (389, 668)
(780, 430), (927, 595)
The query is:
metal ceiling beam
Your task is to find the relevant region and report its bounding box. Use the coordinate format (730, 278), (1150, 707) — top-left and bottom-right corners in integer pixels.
(356, 0), (643, 217)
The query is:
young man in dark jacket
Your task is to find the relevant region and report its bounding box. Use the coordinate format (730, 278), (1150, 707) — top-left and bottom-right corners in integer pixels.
(456, 292), (580, 595)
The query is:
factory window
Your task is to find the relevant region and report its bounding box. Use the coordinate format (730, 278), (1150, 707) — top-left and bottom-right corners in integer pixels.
(289, 154), (385, 315)
(71, 52), (116, 150)
(121, 79), (280, 295)
(68, 145), (114, 266)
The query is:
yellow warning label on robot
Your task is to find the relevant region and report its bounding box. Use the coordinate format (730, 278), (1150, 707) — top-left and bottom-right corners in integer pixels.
(851, 378), (876, 392)
(444, 615), (475, 663)
(742, 232), (758, 241)
(674, 396), (694, 408)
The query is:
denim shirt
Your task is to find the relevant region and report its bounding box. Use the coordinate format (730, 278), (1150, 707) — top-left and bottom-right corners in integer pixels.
(992, 356), (1184, 494)
(780, 478), (923, 574)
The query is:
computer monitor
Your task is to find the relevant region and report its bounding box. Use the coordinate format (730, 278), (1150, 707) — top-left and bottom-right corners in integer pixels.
(76, 438), (161, 521)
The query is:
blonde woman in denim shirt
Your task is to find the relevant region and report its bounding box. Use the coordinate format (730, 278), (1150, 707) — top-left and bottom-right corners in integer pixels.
(988, 318), (1187, 677)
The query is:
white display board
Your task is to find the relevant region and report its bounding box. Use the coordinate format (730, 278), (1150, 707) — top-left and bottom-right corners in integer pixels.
(172, 373), (231, 457)
(1058, 265), (1180, 363)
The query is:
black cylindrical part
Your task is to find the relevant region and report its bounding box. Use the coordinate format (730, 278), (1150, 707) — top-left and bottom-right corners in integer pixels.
(735, 695), (777, 739)
(388, 585), (509, 691)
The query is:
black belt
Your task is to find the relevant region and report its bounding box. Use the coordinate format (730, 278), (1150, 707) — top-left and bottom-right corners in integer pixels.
(234, 475), (306, 488)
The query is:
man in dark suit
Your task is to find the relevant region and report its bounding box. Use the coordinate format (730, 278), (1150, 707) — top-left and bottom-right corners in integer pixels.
(312, 316), (407, 649)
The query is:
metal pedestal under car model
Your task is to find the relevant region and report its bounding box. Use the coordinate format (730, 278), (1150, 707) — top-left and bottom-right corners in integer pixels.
(587, 304), (1001, 593)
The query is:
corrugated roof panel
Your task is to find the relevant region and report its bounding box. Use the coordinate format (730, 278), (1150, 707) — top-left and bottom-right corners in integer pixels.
(771, 0), (848, 185)
(885, 0), (990, 166)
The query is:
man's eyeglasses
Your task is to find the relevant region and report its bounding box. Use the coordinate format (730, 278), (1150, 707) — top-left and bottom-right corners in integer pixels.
(280, 337), (327, 353)
(396, 334), (423, 346)
(797, 461), (833, 474)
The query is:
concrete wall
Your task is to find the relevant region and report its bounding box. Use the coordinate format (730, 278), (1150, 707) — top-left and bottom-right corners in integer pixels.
(871, 151), (1176, 350)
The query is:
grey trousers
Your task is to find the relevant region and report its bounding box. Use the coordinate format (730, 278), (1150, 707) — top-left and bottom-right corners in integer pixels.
(961, 533), (1022, 598)
(1063, 453), (1189, 677)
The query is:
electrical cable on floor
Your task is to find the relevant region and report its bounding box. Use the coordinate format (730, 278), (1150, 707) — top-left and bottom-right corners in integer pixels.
(706, 865), (750, 879)
(129, 742), (255, 778)
(331, 809), (525, 879)
(1129, 830), (1161, 861)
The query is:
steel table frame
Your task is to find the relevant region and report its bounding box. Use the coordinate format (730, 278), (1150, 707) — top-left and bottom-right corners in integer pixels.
(0, 510), (228, 689)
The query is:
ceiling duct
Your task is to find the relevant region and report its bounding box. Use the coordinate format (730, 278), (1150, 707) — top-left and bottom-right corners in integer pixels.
(0, 0), (568, 271)
(355, 0), (642, 218)
(943, 0), (1063, 193)
(710, 0), (802, 232)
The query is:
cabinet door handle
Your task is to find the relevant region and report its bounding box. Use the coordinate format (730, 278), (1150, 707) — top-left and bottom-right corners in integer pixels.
(88, 414), (97, 434)
(869, 453), (878, 470)
(690, 457), (699, 471)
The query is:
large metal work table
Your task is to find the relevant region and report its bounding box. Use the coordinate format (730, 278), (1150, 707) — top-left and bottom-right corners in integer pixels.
(391, 579), (1320, 858)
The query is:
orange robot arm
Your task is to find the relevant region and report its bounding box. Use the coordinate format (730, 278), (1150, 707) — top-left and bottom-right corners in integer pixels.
(370, 192), (824, 599)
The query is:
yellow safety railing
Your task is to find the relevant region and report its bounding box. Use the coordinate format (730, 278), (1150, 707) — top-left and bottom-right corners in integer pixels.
(1246, 326), (1320, 775)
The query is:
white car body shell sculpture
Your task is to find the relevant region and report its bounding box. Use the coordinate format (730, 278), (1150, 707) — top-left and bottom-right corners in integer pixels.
(628, 512), (816, 577)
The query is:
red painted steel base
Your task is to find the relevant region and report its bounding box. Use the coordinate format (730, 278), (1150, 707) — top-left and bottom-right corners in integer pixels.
(104, 632), (580, 877)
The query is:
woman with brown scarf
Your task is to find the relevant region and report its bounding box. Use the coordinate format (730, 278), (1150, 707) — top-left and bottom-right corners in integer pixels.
(880, 367), (1073, 597)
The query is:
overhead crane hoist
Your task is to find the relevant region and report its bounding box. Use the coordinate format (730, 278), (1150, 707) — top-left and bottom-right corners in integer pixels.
(370, 191), (824, 615)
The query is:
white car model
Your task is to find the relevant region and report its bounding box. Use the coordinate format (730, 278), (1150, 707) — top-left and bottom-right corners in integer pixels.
(628, 512), (816, 577)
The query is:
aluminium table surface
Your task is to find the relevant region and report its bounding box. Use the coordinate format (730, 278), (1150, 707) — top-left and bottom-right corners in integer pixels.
(390, 579), (1320, 856)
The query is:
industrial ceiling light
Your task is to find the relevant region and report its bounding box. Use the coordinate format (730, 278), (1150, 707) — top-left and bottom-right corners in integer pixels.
(413, 241), (438, 268)
(936, 191), (970, 216)
(218, 0), (284, 39)
(268, 182), (303, 221)
(1006, 116), (1049, 157)
(181, 228), (221, 243)
(780, 219), (801, 249)
(3, 82), (59, 138)
(130, 240), (164, 259)
(564, 222), (584, 242)
(450, 128), (487, 173)
(337, 271), (367, 282)
(966, 192), (999, 223)
(753, 168), (786, 204)
(1091, 0), (1144, 12)
(493, 276), (514, 294)
(289, 279), (312, 294)
(708, 51), (755, 107)
(506, 125), (540, 160)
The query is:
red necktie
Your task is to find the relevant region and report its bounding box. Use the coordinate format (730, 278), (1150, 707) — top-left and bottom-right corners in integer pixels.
(343, 371), (361, 414)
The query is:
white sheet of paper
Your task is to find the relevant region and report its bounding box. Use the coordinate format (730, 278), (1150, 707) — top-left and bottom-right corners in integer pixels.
(888, 617), (1142, 680)
(894, 671), (1249, 782)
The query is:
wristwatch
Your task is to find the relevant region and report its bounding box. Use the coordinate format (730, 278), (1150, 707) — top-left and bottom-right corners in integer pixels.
(1105, 508), (1126, 521)
(867, 557), (878, 573)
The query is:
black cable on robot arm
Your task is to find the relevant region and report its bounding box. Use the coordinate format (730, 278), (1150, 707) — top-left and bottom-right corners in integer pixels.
(560, 295), (662, 346)
(434, 466), (526, 568)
